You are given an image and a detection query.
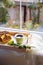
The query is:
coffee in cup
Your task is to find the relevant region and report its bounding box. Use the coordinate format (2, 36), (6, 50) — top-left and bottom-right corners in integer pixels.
(15, 34), (24, 45)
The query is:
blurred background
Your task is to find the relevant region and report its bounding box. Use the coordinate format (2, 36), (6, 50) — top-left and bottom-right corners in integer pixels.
(0, 0), (43, 31)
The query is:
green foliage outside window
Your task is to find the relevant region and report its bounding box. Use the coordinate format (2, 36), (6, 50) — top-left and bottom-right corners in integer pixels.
(0, 0), (16, 24)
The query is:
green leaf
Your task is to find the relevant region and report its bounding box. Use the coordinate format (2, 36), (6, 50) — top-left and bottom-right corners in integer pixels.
(7, 40), (14, 45)
(18, 45), (23, 49)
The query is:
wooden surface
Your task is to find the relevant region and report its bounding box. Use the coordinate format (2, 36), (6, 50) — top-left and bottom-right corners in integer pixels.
(0, 44), (26, 53)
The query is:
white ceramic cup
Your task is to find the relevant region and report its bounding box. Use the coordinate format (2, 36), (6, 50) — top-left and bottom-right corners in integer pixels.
(15, 34), (24, 45)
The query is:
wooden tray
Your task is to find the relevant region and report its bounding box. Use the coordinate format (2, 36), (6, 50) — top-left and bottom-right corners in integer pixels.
(0, 31), (29, 53)
(0, 44), (26, 53)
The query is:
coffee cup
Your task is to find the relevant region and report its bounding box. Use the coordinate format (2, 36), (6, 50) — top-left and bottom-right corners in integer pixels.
(15, 34), (24, 45)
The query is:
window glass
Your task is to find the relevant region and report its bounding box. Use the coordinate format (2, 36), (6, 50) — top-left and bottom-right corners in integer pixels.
(0, 0), (20, 29)
(21, 0), (43, 32)
(0, 0), (43, 32)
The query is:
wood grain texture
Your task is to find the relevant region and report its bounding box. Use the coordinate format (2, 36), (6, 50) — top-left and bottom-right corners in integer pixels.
(0, 44), (26, 53)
